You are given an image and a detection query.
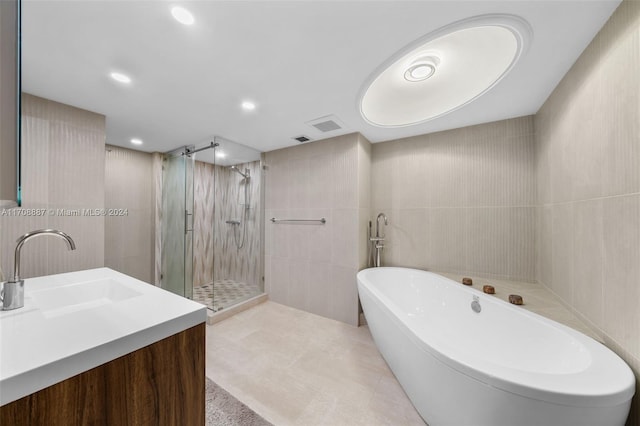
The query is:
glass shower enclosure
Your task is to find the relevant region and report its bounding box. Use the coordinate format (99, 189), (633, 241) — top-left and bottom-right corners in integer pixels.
(161, 148), (194, 300)
(161, 139), (264, 313)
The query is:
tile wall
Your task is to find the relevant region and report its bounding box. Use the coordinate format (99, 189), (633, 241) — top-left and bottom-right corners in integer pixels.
(264, 133), (371, 326)
(193, 160), (214, 287)
(357, 134), (372, 270)
(371, 116), (537, 282)
(104, 145), (155, 284)
(535, 0), (640, 423)
(193, 160), (262, 288)
(0, 94), (105, 279)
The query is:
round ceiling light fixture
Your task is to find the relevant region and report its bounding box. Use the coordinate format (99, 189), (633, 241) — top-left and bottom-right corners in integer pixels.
(110, 72), (131, 84)
(359, 15), (532, 127)
(171, 6), (195, 25)
(404, 56), (439, 82)
(241, 101), (256, 111)
(130, 138), (143, 145)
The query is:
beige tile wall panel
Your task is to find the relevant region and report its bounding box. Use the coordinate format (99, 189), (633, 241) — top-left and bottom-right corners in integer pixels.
(357, 134), (372, 271)
(535, 1), (640, 423)
(0, 94), (105, 279)
(104, 145), (154, 284)
(264, 133), (363, 326)
(371, 116), (537, 282)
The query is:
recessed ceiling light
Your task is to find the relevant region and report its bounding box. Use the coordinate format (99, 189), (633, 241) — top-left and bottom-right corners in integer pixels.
(110, 72), (131, 84)
(171, 6), (195, 25)
(404, 56), (439, 82)
(241, 101), (256, 111)
(130, 138), (143, 145)
(359, 15), (531, 127)
(215, 151), (226, 158)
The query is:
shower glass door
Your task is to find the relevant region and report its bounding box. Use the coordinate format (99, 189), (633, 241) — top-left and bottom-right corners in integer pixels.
(189, 139), (264, 312)
(161, 150), (194, 299)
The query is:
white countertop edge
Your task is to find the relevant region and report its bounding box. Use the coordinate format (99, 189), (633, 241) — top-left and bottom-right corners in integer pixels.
(1, 306), (206, 406)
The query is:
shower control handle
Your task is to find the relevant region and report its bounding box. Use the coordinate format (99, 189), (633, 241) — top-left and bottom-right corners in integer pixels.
(185, 210), (193, 234)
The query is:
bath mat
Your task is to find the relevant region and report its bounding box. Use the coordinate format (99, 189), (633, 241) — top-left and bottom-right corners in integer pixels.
(206, 378), (272, 426)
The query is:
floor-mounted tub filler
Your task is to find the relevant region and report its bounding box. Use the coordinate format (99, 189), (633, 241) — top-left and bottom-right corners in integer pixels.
(357, 267), (635, 426)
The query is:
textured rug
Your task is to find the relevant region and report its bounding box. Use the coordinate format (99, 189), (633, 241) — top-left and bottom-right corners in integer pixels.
(206, 378), (272, 426)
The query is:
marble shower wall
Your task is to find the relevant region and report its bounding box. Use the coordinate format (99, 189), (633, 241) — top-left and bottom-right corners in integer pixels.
(193, 160), (262, 288)
(193, 161), (214, 287)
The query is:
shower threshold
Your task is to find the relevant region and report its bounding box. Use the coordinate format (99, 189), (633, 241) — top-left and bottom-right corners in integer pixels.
(192, 279), (262, 312)
(207, 293), (267, 325)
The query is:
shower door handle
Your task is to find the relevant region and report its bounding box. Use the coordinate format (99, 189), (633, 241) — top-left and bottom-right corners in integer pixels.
(185, 210), (193, 234)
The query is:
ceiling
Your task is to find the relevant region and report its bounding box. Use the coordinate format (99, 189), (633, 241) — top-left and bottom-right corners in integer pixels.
(22, 0), (621, 155)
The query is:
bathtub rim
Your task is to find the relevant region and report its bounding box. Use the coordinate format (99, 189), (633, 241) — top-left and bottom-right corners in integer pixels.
(357, 267), (636, 408)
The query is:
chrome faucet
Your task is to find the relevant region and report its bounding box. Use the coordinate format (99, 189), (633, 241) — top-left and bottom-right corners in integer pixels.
(1, 229), (76, 310)
(369, 213), (388, 267)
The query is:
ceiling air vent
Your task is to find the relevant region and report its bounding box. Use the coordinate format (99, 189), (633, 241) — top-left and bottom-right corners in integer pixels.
(311, 120), (341, 132)
(306, 115), (347, 133)
(293, 135), (312, 143)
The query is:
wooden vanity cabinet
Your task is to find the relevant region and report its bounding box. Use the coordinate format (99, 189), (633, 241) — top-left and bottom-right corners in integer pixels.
(0, 323), (205, 426)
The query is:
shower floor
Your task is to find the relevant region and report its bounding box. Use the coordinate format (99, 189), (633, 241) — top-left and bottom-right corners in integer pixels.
(193, 279), (261, 312)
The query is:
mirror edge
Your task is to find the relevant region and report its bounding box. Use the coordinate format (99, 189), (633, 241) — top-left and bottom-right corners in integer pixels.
(0, 0), (20, 208)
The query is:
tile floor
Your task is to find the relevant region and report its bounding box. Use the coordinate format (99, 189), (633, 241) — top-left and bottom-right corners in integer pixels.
(205, 273), (602, 425)
(206, 301), (426, 426)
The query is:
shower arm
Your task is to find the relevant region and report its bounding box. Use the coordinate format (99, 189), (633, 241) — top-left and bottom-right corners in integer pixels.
(230, 165), (250, 179)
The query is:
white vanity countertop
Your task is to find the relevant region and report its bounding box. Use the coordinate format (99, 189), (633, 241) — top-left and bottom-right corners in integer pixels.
(0, 267), (207, 406)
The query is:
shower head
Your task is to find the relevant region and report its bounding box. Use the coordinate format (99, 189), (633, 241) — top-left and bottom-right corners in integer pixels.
(230, 165), (250, 179)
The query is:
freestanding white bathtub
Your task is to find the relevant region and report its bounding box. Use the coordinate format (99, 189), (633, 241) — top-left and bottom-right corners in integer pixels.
(357, 267), (635, 426)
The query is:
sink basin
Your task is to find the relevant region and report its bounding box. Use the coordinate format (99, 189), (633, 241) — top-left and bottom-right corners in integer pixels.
(1, 267), (206, 407)
(30, 278), (142, 318)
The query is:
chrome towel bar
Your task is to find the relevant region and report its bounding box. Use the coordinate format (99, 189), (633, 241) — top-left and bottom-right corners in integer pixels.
(270, 218), (326, 224)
